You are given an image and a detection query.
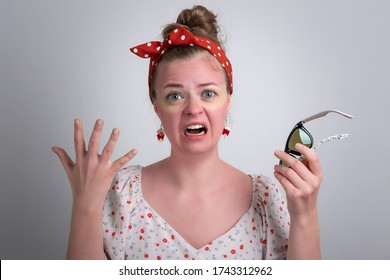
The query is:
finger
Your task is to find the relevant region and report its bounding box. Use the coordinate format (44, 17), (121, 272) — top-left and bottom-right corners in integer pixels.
(274, 163), (305, 190)
(295, 144), (323, 179)
(111, 149), (137, 172)
(51, 146), (74, 174)
(101, 128), (120, 160)
(88, 119), (104, 155)
(74, 118), (86, 163)
(274, 170), (297, 196)
(274, 150), (313, 182)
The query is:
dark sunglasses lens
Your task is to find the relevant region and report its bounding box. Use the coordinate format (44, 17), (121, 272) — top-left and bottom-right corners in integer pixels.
(288, 128), (312, 151)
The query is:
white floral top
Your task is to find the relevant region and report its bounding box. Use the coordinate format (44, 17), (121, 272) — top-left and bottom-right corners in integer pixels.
(102, 165), (290, 260)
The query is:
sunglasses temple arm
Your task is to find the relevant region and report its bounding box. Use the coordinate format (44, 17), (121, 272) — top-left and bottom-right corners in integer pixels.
(301, 110), (354, 124)
(297, 134), (350, 161)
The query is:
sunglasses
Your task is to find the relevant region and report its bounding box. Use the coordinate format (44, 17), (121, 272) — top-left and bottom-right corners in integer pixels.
(280, 110), (354, 166)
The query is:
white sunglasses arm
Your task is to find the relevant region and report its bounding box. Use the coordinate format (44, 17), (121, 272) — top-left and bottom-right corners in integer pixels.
(301, 110), (354, 124)
(297, 134), (350, 162)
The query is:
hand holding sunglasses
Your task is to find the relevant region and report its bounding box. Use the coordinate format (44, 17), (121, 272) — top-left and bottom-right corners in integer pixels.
(273, 109), (353, 259)
(279, 110), (354, 167)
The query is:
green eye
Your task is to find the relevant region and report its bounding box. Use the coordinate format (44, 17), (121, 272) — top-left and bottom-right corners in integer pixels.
(203, 91), (216, 99)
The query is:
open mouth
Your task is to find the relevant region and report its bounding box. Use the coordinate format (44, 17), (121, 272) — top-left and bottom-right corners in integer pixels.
(184, 124), (207, 136)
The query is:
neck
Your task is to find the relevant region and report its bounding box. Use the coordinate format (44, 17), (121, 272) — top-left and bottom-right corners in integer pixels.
(163, 147), (225, 194)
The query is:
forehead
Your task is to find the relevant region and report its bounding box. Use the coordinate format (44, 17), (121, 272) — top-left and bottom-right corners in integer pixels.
(154, 53), (226, 89)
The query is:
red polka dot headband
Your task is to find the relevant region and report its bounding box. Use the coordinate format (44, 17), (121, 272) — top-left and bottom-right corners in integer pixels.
(130, 26), (233, 94)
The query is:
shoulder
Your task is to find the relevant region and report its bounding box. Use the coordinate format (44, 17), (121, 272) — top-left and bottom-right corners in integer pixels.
(250, 173), (288, 219)
(114, 165), (143, 181)
(104, 165), (144, 207)
(250, 174), (281, 196)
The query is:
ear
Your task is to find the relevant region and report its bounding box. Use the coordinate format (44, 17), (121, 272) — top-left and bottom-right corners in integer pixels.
(153, 102), (159, 114)
(226, 95), (232, 112)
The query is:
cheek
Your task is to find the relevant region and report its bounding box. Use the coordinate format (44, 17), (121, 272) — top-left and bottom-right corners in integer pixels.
(157, 111), (181, 132)
(207, 106), (229, 130)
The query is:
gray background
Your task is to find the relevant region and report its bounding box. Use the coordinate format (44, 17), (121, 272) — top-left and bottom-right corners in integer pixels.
(1, 0), (389, 259)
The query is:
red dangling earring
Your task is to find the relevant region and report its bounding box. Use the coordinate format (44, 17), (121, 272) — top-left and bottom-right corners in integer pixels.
(156, 124), (165, 142)
(222, 117), (230, 137)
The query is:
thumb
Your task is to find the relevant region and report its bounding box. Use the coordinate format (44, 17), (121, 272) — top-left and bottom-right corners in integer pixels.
(51, 146), (74, 175)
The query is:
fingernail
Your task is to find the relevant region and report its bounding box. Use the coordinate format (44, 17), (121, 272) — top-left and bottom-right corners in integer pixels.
(74, 118), (79, 125)
(113, 128), (119, 135)
(295, 143), (302, 149)
(131, 149), (137, 155)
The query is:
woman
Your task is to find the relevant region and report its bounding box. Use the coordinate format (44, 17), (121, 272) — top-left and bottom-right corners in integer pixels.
(52, 5), (322, 260)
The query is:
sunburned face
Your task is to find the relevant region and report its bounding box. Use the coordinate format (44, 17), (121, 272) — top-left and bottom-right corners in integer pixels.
(153, 52), (231, 155)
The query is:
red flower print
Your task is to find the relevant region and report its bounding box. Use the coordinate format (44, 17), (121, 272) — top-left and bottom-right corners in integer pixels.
(162, 238), (168, 243)
(266, 186), (269, 189)
(261, 239), (267, 244)
(264, 192), (269, 197)
(120, 216), (124, 220)
(263, 200), (267, 205)
(115, 180), (119, 184)
(252, 226), (256, 231)
(231, 249), (236, 254)
(140, 229), (145, 234)
(276, 188), (279, 192)
(184, 254), (189, 258)
(208, 241), (213, 245)
(147, 213), (152, 218)
(157, 256), (161, 260)
(140, 215), (144, 219)
(223, 255), (228, 258)
(280, 207), (283, 211)
(111, 186), (115, 190)
(111, 211), (115, 216)
(112, 232), (116, 237)
(252, 218), (255, 223)
(270, 229), (274, 234)
(171, 235), (175, 240)
(139, 236), (143, 240)
(127, 200), (131, 204)
(120, 231), (123, 235)
(240, 244), (244, 250)
(105, 229), (109, 233)
(144, 254), (149, 258)
(205, 247), (209, 251)
(155, 243), (160, 247)
(128, 225), (132, 230)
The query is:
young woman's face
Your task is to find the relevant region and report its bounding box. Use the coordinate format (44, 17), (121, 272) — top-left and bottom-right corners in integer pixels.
(153, 53), (231, 155)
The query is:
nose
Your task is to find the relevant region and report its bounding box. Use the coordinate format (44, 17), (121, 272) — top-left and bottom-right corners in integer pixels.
(184, 95), (203, 116)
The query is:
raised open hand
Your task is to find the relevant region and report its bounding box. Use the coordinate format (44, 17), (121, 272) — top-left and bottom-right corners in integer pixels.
(52, 119), (137, 208)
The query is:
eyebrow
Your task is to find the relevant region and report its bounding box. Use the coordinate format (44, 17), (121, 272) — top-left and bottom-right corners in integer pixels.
(163, 82), (219, 89)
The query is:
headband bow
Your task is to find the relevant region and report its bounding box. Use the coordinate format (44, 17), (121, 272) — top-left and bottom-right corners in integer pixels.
(130, 26), (233, 94)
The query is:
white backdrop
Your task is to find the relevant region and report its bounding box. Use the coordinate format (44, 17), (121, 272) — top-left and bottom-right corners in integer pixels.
(1, 0), (389, 259)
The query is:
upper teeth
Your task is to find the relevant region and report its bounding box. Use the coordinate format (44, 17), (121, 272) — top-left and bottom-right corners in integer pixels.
(186, 125), (204, 130)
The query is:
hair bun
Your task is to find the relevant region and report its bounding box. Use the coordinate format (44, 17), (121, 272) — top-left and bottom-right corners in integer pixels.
(162, 5), (222, 47)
